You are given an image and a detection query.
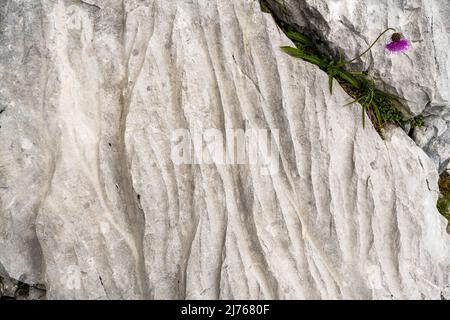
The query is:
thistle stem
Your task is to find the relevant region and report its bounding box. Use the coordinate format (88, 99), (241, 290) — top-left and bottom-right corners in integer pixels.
(344, 28), (395, 65)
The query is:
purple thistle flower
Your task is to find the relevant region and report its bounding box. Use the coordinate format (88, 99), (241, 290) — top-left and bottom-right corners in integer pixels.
(385, 33), (410, 53)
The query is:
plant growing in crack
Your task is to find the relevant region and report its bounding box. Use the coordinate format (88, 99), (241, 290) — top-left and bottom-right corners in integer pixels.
(259, 0), (424, 136)
(279, 24), (423, 135)
(437, 172), (450, 222)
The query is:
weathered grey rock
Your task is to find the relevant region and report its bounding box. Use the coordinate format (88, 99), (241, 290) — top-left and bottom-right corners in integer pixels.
(267, 0), (450, 171)
(0, 277), (17, 298)
(413, 113), (450, 172)
(0, 276), (46, 300)
(0, 0), (449, 300)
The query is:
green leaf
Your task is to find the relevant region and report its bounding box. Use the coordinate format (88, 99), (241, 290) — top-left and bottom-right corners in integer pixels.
(367, 89), (374, 107)
(280, 46), (305, 58)
(326, 63), (340, 94)
(285, 31), (313, 46)
(329, 77), (333, 94)
(344, 95), (364, 106)
(372, 102), (383, 129)
(280, 46), (326, 67)
(362, 105), (366, 128)
(375, 90), (406, 101)
(336, 70), (360, 89)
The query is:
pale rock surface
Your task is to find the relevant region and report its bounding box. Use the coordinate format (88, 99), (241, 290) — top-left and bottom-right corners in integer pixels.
(0, 0), (449, 299)
(413, 111), (450, 173)
(266, 0), (450, 171)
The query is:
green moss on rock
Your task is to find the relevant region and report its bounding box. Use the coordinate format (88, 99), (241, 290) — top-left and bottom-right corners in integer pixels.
(437, 172), (450, 221)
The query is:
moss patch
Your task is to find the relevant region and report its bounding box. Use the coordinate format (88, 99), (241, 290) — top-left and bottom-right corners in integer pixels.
(437, 172), (450, 221)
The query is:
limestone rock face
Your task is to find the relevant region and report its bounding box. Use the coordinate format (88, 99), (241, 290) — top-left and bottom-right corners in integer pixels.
(413, 112), (450, 173)
(267, 0), (450, 171)
(0, 0), (449, 299)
